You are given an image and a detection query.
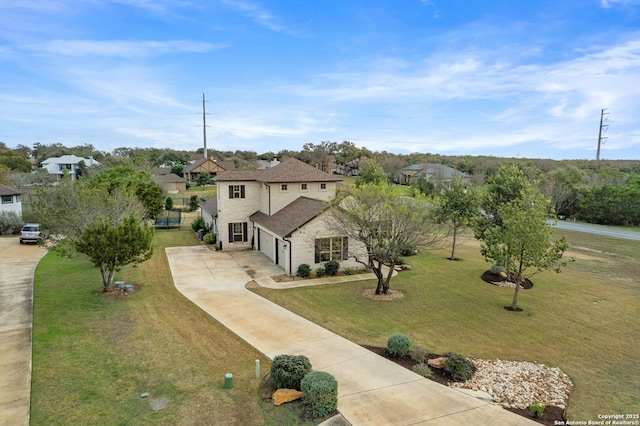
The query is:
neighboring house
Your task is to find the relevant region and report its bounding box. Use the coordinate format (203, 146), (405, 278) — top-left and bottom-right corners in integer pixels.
(40, 155), (100, 180)
(337, 158), (362, 177)
(183, 157), (235, 183)
(155, 173), (186, 194)
(402, 163), (470, 188)
(0, 184), (22, 218)
(207, 158), (366, 275)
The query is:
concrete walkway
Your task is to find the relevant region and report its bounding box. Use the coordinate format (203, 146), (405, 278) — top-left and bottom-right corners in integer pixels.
(167, 246), (536, 425)
(0, 238), (47, 426)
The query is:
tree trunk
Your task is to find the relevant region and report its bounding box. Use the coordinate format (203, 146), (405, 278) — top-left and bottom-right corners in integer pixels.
(511, 251), (525, 310)
(372, 259), (385, 294)
(450, 226), (457, 259)
(382, 261), (395, 294)
(100, 264), (114, 292)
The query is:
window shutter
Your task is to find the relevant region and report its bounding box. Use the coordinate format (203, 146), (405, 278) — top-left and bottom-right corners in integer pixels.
(240, 185), (245, 198)
(228, 223), (233, 243)
(314, 240), (320, 263)
(242, 222), (248, 242)
(228, 186), (233, 199)
(342, 237), (348, 260)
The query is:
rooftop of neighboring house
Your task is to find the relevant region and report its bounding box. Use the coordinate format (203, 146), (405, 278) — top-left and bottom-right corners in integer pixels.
(153, 167), (172, 175)
(41, 154), (100, 166)
(155, 173), (186, 183)
(0, 183), (22, 196)
(183, 157), (236, 174)
(214, 158), (342, 183)
(250, 197), (328, 237)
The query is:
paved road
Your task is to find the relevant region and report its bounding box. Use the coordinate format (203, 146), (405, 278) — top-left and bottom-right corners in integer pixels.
(0, 237), (47, 426)
(549, 220), (640, 241)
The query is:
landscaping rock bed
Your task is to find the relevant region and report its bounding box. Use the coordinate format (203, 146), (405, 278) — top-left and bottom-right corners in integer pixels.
(362, 345), (570, 426)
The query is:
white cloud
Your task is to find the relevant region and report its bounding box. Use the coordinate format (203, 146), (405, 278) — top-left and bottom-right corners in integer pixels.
(24, 39), (226, 58)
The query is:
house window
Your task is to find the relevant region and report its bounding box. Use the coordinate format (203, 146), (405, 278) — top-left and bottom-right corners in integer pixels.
(228, 222), (248, 243)
(315, 237), (348, 262)
(228, 185), (245, 199)
(281, 184), (288, 191)
(1, 195), (13, 204)
(300, 183), (307, 191)
(320, 183), (327, 190)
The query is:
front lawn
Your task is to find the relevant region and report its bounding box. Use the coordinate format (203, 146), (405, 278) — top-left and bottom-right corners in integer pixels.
(251, 232), (640, 421)
(31, 223), (272, 425)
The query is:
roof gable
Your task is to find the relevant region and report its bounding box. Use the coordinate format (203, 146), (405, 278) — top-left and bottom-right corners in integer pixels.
(0, 183), (21, 196)
(250, 197), (328, 237)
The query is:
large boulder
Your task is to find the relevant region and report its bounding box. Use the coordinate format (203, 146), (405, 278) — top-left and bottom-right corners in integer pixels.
(272, 388), (304, 406)
(427, 357), (447, 369)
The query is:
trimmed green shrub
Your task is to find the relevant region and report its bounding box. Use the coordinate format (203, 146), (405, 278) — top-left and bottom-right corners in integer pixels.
(408, 346), (429, 363)
(270, 355), (312, 391)
(529, 401), (546, 419)
(343, 267), (354, 275)
(191, 216), (205, 232)
(0, 211), (23, 235)
(165, 196), (174, 210)
(387, 333), (411, 358)
(396, 257), (406, 265)
(203, 232), (216, 245)
(443, 352), (476, 382)
(297, 264), (311, 278)
(316, 267), (325, 277)
(411, 363), (432, 378)
(324, 260), (340, 276)
(490, 263), (506, 274)
(300, 371), (338, 418)
(189, 195), (199, 212)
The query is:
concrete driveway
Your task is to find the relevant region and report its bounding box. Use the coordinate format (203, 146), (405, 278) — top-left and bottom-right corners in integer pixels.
(0, 237), (47, 426)
(167, 246), (536, 425)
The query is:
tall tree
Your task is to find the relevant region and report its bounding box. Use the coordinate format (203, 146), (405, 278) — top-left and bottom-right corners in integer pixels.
(437, 181), (479, 260)
(326, 184), (445, 294)
(480, 190), (569, 310)
(87, 165), (164, 218)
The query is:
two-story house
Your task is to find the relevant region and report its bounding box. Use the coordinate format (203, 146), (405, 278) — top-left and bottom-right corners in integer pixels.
(41, 155), (100, 180)
(208, 158), (366, 275)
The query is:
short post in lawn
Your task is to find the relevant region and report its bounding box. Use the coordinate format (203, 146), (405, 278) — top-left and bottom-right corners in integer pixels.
(255, 359), (260, 379)
(224, 372), (233, 389)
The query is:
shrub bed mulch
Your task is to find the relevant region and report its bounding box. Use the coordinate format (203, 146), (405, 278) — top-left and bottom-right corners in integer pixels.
(481, 270), (534, 289)
(361, 345), (565, 426)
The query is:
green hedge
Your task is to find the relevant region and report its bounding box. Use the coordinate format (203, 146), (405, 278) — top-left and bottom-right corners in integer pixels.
(300, 371), (338, 418)
(269, 354), (312, 391)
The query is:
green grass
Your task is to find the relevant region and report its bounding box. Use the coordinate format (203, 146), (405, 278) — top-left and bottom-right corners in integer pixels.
(251, 233), (640, 421)
(31, 221), (277, 425)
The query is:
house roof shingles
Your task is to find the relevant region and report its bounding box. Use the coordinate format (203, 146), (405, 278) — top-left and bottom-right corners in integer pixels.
(155, 173), (186, 183)
(250, 197), (328, 237)
(0, 183), (21, 196)
(184, 158), (235, 174)
(200, 198), (218, 217)
(215, 158), (341, 183)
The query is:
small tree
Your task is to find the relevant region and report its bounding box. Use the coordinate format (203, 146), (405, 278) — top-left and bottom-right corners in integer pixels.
(326, 184), (445, 294)
(437, 180), (478, 260)
(195, 172), (210, 187)
(480, 191), (569, 310)
(355, 159), (387, 187)
(165, 196), (174, 210)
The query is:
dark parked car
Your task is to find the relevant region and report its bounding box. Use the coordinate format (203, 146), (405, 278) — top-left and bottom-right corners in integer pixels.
(19, 223), (46, 244)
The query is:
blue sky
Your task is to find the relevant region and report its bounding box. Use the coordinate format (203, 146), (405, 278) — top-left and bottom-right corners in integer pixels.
(1, 0), (640, 160)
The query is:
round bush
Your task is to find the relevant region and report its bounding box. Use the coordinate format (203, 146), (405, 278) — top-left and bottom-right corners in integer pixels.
(300, 371), (338, 418)
(324, 260), (340, 276)
(297, 263), (311, 278)
(411, 362), (432, 378)
(191, 216), (205, 232)
(490, 263), (506, 274)
(203, 232), (216, 245)
(269, 354), (312, 391)
(408, 346), (429, 363)
(387, 333), (411, 358)
(443, 352), (476, 382)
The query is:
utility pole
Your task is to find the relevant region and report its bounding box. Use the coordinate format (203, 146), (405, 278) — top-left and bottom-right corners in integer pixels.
(202, 93), (209, 159)
(596, 108), (609, 161)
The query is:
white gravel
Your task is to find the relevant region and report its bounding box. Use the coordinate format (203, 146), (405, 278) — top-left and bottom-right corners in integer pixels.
(449, 358), (573, 409)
